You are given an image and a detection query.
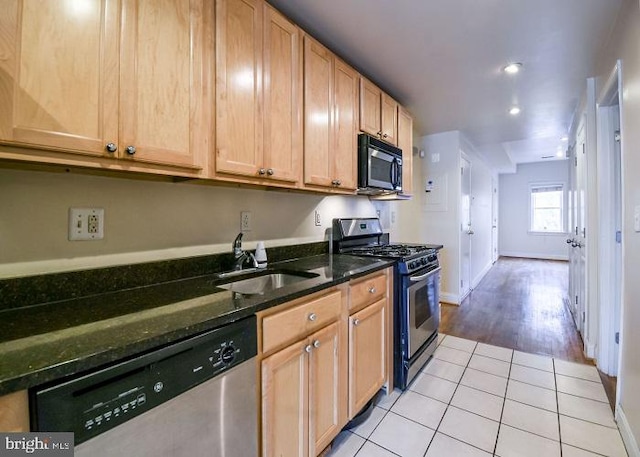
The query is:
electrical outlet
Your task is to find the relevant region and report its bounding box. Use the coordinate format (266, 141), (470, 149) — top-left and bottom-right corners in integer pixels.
(314, 210), (321, 226)
(241, 211), (252, 232)
(69, 208), (104, 241)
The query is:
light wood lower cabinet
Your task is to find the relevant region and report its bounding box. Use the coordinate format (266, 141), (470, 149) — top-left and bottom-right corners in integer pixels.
(259, 268), (392, 457)
(261, 321), (342, 457)
(0, 390), (29, 432)
(348, 298), (386, 418)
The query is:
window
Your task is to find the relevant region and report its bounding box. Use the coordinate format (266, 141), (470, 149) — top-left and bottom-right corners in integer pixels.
(530, 184), (564, 233)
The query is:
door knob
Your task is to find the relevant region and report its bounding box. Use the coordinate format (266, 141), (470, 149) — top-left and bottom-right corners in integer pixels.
(258, 168), (266, 175)
(313, 340), (320, 348)
(353, 319), (360, 326)
(125, 145), (136, 155)
(308, 313), (317, 321)
(304, 345), (312, 353)
(267, 168), (274, 176)
(467, 229), (475, 235)
(105, 142), (117, 153)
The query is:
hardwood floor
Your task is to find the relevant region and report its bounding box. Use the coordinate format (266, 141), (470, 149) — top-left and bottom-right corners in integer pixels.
(439, 256), (617, 410)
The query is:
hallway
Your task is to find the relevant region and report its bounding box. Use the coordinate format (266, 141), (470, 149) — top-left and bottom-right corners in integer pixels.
(441, 257), (584, 362)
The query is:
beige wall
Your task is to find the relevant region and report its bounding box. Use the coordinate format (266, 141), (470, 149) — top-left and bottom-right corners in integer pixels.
(596, 0), (640, 450)
(0, 167), (381, 278)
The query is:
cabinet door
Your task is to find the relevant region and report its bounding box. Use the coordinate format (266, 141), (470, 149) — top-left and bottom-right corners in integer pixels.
(263, 5), (301, 183)
(359, 78), (381, 137)
(397, 107), (413, 196)
(262, 340), (309, 457)
(332, 58), (358, 191)
(380, 93), (398, 145)
(349, 298), (386, 418)
(308, 322), (342, 456)
(303, 36), (333, 187)
(120, 0), (205, 170)
(215, 0), (263, 177)
(0, 0), (118, 156)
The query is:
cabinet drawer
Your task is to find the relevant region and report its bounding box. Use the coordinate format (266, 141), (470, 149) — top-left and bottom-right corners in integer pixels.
(350, 272), (386, 311)
(262, 290), (342, 354)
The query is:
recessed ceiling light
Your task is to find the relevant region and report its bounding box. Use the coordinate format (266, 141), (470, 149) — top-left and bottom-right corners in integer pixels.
(561, 136), (568, 142)
(509, 106), (521, 115)
(503, 63), (523, 74)
(556, 150), (565, 158)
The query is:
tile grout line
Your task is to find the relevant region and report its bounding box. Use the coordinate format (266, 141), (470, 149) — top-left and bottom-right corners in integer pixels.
(554, 357), (563, 457)
(492, 346), (514, 456)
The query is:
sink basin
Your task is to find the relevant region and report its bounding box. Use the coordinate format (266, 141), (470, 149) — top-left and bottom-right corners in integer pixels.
(217, 270), (319, 296)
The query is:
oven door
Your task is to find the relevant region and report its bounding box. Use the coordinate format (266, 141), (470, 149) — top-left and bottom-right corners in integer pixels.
(405, 266), (441, 358)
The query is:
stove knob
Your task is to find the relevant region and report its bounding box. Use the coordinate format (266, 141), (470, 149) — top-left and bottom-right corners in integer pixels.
(421, 258), (428, 265)
(429, 255), (437, 262)
(220, 345), (236, 365)
(409, 261), (417, 269)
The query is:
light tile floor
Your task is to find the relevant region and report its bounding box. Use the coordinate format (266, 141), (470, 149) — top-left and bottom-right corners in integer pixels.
(328, 334), (628, 457)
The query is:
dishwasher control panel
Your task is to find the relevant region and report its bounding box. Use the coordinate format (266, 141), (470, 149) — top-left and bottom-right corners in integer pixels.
(31, 315), (257, 445)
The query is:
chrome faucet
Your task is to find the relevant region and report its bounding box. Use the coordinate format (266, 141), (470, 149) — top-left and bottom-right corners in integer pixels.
(233, 233), (258, 271)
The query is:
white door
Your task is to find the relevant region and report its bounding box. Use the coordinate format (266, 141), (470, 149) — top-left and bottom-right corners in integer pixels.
(575, 120), (587, 334)
(460, 157), (472, 300)
(491, 177), (498, 263)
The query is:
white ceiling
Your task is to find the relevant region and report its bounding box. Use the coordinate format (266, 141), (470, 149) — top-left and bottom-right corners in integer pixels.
(268, 0), (623, 173)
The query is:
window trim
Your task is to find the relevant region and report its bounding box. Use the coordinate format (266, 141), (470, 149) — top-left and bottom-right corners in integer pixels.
(528, 182), (566, 234)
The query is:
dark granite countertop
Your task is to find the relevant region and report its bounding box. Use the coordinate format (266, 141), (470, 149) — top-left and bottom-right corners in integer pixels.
(0, 254), (394, 395)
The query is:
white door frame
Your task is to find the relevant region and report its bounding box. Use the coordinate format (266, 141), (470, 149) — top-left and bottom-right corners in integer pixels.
(596, 61), (624, 381)
(491, 177), (498, 263)
(459, 154), (472, 301)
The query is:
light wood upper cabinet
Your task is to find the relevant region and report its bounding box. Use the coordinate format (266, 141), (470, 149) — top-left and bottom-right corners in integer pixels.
(349, 298), (386, 418)
(397, 106), (414, 196)
(119, 0), (205, 169)
(0, 0), (207, 171)
(0, 0), (119, 156)
(303, 36), (358, 191)
(359, 77), (398, 146)
(216, 0), (301, 184)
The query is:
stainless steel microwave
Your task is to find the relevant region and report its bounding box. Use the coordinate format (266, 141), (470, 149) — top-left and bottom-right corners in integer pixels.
(357, 133), (403, 195)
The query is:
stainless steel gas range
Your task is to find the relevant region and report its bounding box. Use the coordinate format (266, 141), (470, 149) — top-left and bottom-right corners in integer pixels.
(333, 218), (442, 390)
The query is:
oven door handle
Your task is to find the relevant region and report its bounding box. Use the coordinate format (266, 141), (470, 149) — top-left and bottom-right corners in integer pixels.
(409, 267), (441, 282)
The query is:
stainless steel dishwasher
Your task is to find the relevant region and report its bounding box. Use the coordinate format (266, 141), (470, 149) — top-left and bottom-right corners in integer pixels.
(31, 315), (257, 457)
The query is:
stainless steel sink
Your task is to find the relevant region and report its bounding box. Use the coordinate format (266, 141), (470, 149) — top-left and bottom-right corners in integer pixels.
(217, 270), (319, 296)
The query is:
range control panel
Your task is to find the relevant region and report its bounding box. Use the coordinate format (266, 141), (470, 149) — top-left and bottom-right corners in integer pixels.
(32, 316), (257, 445)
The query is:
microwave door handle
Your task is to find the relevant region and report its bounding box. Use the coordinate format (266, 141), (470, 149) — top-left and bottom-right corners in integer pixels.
(394, 159), (401, 189)
(390, 159), (398, 188)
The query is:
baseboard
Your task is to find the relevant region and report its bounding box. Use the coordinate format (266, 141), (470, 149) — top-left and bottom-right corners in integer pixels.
(616, 404), (640, 457)
(584, 339), (597, 359)
(499, 251), (569, 261)
(472, 262), (492, 289)
(440, 292), (459, 305)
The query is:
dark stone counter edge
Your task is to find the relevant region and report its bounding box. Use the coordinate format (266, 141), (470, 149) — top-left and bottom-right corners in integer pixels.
(0, 259), (394, 396)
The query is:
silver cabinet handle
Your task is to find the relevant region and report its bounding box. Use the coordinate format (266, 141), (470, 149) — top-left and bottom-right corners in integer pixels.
(258, 168), (266, 175)
(267, 168), (274, 176)
(368, 287), (376, 294)
(105, 142), (117, 153)
(308, 313), (317, 322)
(313, 340), (320, 348)
(353, 318), (360, 326)
(304, 345), (312, 353)
(336, 180), (341, 186)
(125, 145), (136, 155)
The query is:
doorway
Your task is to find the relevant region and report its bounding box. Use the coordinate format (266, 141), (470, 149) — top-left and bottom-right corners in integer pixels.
(596, 61), (623, 381)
